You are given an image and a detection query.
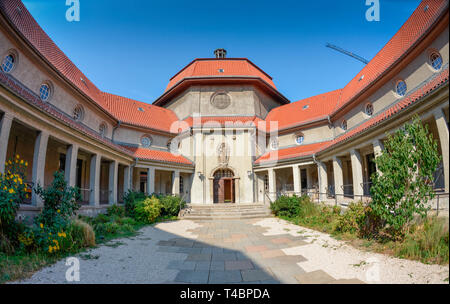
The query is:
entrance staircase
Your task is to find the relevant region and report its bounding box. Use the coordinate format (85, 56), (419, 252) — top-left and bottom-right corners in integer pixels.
(179, 203), (273, 220)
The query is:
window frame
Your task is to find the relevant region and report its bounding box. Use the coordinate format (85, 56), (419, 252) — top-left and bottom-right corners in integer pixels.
(140, 135), (153, 148)
(73, 104), (84, 122)
(1, 53), (15, 73)
(365, 102), (374, 117)
(394, 80), (407, 97)
(341, 120), (348, 131)
(429, 51), (443, 71)
(39, 83), (52, 102)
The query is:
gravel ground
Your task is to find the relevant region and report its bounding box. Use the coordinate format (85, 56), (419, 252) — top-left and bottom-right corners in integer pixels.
(254, 218), (449, 284)
(10, 218), (449, 284)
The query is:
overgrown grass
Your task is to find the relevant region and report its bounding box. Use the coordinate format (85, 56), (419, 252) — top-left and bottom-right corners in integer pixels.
(271, 195), (449, 265)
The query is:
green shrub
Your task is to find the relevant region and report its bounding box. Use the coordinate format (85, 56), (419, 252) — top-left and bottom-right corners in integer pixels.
(115, 216), (137, 226)
(123, 190), (147, 217)
(334, 201), (366, 234)
(107, 205), (125, 218)
(160, 195), (185, 217)
(270, 195), (301, 217)
(33, 171), (80, 232)
(135, 196), (162, 223)
(93, 213), (110, 224)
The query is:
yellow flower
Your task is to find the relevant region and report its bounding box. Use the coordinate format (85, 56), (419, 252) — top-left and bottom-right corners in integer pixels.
(16, 154), (19, 159)
(48, 246), (53, 253)
(20, 160), (23, 164)
(8, 188), (15, 194)
(57, 209), (60, 213)
(40, 223), (44, 229)
(25, 161), (28, 167)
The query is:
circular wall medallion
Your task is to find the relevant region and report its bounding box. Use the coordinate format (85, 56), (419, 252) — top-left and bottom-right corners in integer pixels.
(211, 92), (231, 109)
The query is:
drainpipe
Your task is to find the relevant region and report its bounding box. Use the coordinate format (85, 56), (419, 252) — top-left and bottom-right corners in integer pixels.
(112, 121), (122, 143)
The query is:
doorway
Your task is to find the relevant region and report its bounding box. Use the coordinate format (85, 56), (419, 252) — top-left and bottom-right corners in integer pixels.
(213, 169), (235, 204)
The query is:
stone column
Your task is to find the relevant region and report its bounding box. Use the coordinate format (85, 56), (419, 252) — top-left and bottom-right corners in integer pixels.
(147, 167), (155, 195)
(0, 113), (13, 175)
(306, 166), (313, 190)
(89, 154), (101, 206)
(109, 160), (118, 204)
(317, 161), (328, 202)
(64, 144), (78, 187)
(31, 131), (49, 207)
(372, 139), (383, 174)
(434, 108), (449, 192)
(133, 167), (140, 191)
(172, 170), (180, 195)
(350, 149), (364, 197)
(268, 168), (276, 201)
(123, 165), (131, 194)
(333, 156), (344, 198)
(292, 164), (301, 194)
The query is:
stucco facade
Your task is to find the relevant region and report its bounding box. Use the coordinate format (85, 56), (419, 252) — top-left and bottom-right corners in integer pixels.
(0, 0), (448, 215)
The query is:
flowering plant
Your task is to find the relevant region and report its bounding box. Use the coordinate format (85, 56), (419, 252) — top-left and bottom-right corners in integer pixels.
(0, 155), (29, 233)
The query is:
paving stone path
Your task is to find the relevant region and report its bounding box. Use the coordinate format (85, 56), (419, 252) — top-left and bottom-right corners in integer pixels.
(13, 218), (448, 284)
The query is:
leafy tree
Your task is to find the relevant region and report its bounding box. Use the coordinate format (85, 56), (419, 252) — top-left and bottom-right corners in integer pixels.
(369, 116), (441, 238)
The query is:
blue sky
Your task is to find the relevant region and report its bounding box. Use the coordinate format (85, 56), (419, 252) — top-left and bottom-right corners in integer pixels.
(23, 0), (421, 103)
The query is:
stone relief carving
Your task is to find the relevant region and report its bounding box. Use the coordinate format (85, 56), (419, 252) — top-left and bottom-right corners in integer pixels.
(217, 142), (229, 166)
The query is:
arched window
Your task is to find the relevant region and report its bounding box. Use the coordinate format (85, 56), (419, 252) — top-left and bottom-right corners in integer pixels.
(341, 120), (347, 131)
(39, 83), (51, 101)
(1, 54), (15, 73)
(429, 51), (443, 71)
(270, 138), (278, 150)
(365, 103), (374, 116)
(73, 105), (84, 121)
(395, 80), (407, 97)
(295, 134), (304, 145)
(214, 169), (234, 178)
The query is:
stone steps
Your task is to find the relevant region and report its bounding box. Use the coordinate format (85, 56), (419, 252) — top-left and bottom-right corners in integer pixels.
(179, 203), (273, 220)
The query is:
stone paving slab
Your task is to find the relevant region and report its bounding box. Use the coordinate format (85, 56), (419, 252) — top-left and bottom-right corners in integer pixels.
(241, 269), (273, 282)
(294, 270), (336, 284)
(209, 270), (242, 283)
(225, 260), (254, 271)
(175, 270), (209, 283)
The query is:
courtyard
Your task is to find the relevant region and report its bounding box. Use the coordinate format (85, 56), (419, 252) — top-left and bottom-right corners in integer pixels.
(13, 217), (448, 284)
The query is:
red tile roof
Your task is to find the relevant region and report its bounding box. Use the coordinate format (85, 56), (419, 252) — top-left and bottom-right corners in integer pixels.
(122, 146), (192, 165)
(255, 142), (329, 165)
(0, 0), (109, 111)
(255, 66), (448, 164)
(319, 66), (449, 153)
(165, 58), (277, 92)
(265, 89), (342, 131)
(101, 92), (179, 133)
(332, 0), (448, 113)
(0, 70), (131, 156)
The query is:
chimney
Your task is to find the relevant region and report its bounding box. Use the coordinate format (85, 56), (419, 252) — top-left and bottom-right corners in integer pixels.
(214, 49), (227, 59)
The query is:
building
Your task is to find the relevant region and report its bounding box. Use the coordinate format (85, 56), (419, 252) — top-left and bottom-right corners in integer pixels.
(0, 0), (448, 217)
